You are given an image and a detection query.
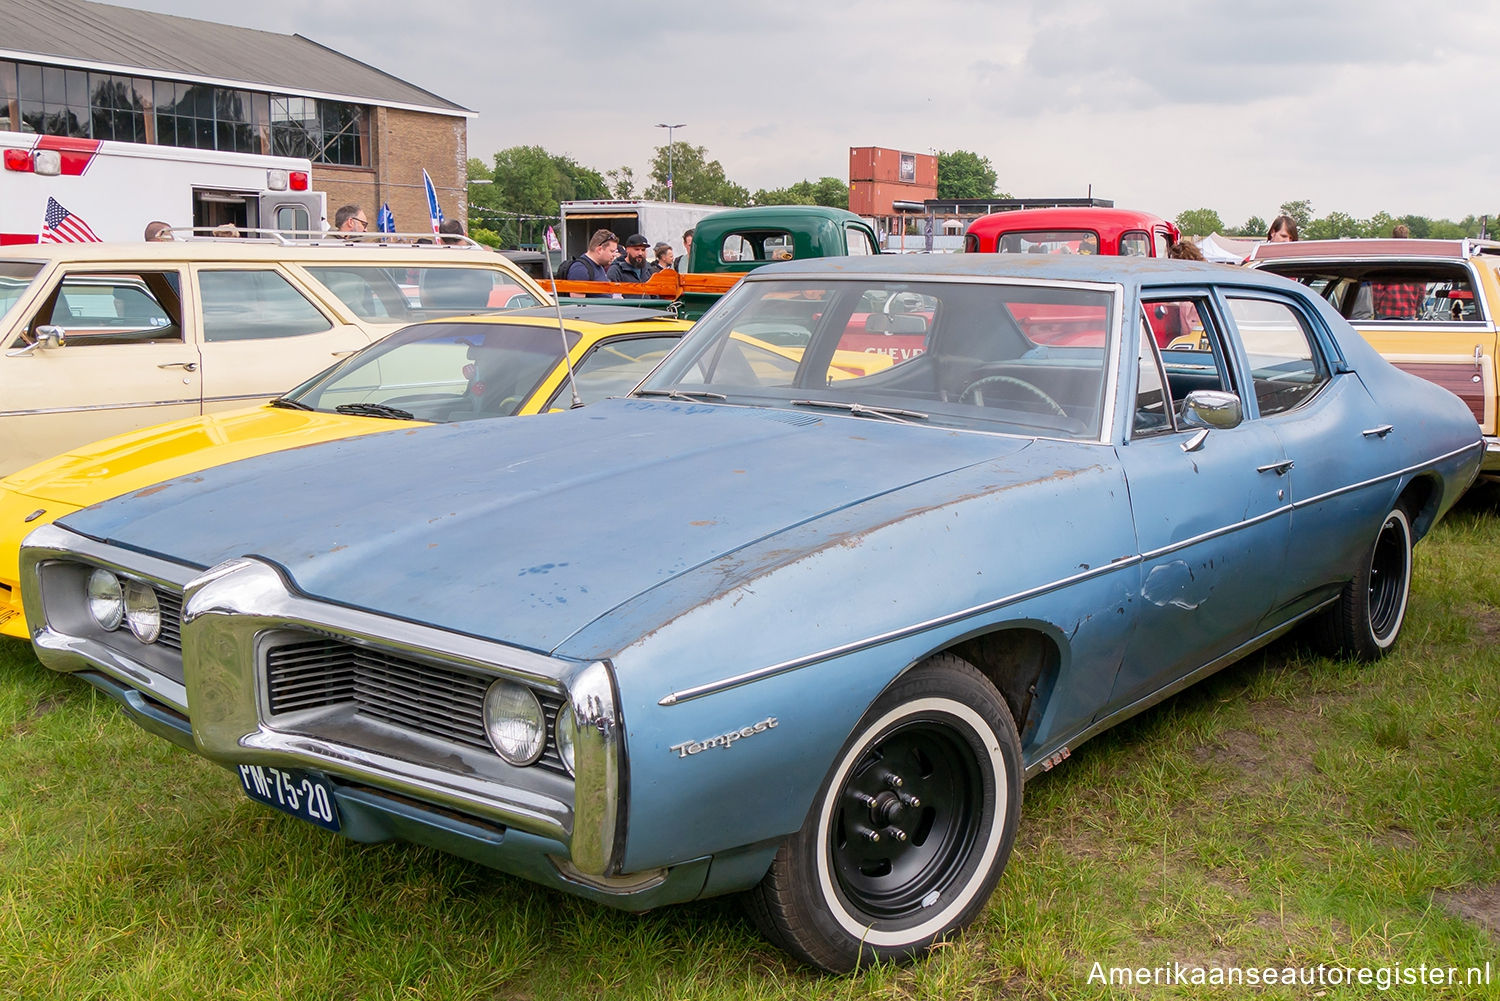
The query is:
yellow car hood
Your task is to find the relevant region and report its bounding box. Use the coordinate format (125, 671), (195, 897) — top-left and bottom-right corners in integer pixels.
(4, 406), (415, 509)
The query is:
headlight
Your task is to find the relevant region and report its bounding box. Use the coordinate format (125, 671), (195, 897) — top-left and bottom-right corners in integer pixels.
(555, 704), (576, 776)
(123, 580), (161, 643)
(86, 568), (124, 631)
(482, 680), (545, 765)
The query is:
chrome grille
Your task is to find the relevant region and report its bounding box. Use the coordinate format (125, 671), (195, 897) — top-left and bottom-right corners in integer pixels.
(154, 586), (183, 652)
(264, 635), (568, 774)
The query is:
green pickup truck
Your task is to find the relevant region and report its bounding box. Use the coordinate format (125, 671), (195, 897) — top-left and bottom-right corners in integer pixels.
(549, 206), (882, 318)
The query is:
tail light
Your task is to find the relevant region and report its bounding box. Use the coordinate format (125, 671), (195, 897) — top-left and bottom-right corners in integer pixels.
(289, 171), (309, 191)
(3, 149), (33, 172)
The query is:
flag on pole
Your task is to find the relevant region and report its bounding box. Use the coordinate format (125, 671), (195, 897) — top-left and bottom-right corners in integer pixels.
(543, 226), (561, 252)
(421, 169), (443, 235)
(377, 203), (395, 234)
(41, 197), (100, 243)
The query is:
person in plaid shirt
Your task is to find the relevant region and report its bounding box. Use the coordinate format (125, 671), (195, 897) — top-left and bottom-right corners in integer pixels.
(1370, 224), (1424, 319)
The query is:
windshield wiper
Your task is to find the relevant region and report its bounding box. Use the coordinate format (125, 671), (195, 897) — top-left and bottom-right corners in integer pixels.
(269, 397), (313, 411)
(334, 402), (416, 420)
(789, 399), (929, 424)
(634, 388), (728, 402)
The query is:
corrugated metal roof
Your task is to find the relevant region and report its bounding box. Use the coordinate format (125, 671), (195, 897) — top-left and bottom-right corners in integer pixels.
(0, 0), (470, 115)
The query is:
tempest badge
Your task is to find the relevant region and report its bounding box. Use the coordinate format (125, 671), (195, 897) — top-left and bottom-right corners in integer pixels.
(670, 716), (778, 758)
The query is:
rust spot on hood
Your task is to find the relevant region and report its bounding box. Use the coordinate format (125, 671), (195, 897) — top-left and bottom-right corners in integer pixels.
(132, 483), (171, 497)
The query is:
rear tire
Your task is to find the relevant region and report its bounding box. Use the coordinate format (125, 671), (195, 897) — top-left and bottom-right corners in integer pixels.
(743, 654), (1022, 971)
(1316, 505), (1413, 661)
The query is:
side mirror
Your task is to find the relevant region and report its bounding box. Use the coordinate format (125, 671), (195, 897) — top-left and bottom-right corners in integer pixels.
(1181, 389), (1242, 430)
(6, 324), (65, 357)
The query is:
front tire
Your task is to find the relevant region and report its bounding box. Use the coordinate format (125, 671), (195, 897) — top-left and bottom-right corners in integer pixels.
(744, 654), (1022, 971)
(1317, 504), (1414, 661)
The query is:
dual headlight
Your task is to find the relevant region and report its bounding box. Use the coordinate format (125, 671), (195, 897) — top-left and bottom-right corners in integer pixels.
(482, 679), (576, 775)
(86, 568), (161, 643)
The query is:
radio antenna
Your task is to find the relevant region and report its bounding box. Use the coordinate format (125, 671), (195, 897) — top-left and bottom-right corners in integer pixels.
(545, 248), (584, 409)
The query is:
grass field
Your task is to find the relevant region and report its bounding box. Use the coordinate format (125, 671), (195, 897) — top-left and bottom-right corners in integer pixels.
(1, 489), (1496, 1000)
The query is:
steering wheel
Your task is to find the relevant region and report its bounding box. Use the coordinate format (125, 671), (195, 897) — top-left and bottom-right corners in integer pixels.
(959, 375), (1068, 417)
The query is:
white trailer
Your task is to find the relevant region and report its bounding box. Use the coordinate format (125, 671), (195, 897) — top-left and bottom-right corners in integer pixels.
(1, 131), (326, 244)
(558, 199), (727, 262)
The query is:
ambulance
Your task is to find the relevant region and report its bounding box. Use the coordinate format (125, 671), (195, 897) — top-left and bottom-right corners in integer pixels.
(0, 130), (327, 244)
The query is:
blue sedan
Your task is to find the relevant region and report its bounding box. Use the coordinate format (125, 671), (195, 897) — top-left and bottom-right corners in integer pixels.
(20, 255), (1483, 972)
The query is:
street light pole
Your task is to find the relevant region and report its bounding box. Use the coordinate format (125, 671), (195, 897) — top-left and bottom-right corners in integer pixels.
(655, 123), (685, 202)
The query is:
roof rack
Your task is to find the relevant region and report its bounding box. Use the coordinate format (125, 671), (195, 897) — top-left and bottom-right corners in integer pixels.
(165, 227), (485, 249)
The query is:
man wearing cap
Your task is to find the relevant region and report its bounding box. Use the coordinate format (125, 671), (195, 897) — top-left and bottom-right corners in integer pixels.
(608, 233), (653, 297)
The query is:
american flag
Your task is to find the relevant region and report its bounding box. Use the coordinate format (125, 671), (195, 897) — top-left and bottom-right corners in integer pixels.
(41, 197), (100, 243)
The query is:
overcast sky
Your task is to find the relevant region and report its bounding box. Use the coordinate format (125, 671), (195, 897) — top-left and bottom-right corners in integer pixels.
(110, 0), (1500, 227)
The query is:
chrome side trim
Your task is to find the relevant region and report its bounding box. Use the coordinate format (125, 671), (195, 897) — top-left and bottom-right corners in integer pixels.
(658, 555), (1143, 706)
(1289, 439), (1485, 510)
(1022, 597), (1337, 778)
(659, 438), (1484, 707)
(1, 398), (200, 417)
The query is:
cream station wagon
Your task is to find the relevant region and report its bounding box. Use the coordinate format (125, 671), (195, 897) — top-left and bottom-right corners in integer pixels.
(0, 239), (548, 474)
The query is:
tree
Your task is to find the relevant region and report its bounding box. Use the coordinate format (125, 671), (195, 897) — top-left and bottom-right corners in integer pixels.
(1278, 199), (1314, 230)
(643, 143), (749, 206)
(1174, 208), (1224, 238)
(606, 166), (636, 199)
(936, 150), (997, 200)
(1302, 211), (1359, 240)
(751, 177), (849, 209)
(1359, 211), (1396, 238)
(464, 145), (610, 246)
(1235, 215), (1268, 238)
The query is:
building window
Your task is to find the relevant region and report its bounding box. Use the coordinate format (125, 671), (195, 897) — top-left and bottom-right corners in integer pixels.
(0, 60), (17, 132)
(2, 59), (364, 165)
(271, 95), (365, 165)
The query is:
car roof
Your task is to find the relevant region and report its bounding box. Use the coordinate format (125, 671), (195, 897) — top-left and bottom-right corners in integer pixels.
(745, 251), (1292, 291)
(966, 207), (1173, 236)
(0, 241), (523, 266)
(1252, 238), (1500, 262)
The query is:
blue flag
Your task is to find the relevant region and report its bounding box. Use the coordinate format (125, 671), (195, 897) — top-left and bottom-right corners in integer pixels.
(377, 203), (395, 234)
(422, 169), (443, 234)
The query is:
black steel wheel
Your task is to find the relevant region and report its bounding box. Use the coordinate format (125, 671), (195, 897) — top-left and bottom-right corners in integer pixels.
(744, 654), (1021, 972)
(1316, 504), (1413, 661)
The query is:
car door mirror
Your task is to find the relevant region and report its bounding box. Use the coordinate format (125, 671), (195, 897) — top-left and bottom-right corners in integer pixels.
(6, 324), (66, 357)
(1181, 389), (1242, 429)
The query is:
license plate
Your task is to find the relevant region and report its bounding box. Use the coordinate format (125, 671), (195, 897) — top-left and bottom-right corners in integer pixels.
(237, 764), (340, 832)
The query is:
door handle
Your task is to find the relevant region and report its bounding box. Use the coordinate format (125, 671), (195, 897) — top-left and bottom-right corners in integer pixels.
(157, 361), (198, 371)
(1362, 424), (1395, 438)
(1256, 459), (1294, 476)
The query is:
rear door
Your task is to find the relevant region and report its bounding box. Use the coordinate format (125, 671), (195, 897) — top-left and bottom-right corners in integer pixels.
(189, 265), (372, 415)
(0, 264), (200, 474)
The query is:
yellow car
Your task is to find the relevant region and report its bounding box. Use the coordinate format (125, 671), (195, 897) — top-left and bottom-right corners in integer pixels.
(0, 239), (549, 475)
(0, 306), (690, 639)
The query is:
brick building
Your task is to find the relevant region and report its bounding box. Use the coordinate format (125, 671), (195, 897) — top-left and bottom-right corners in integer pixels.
(0, 0), (472, 231)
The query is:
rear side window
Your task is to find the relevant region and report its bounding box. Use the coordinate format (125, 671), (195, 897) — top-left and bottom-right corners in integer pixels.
(199, 270), (333, 342)
(1119, 231), (1150, 257)
(1224, 297), (1329, 416)
(845, 226), (875, 256)
(1260, 260), (1482, 323)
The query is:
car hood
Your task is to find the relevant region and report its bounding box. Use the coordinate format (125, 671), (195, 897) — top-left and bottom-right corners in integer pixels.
(4, 406), (412, 509)
(60, 399), (1036, 654)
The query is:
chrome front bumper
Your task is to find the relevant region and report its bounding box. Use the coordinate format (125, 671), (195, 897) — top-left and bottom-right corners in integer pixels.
(20, 523), (624, 879)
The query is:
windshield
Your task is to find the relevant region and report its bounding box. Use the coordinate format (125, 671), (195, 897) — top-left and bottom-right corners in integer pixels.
(285, 321), (580, 422)
(303, 266), (542, 323)
(638, 278), (1115, 440)
(0, 262), (44, 325)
